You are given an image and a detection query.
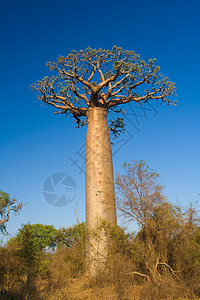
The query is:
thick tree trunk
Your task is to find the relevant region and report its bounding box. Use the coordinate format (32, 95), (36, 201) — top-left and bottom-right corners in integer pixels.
(85, 107), (117, 276)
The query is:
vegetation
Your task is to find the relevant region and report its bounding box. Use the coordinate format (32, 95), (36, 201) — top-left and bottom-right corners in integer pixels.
(31, 46), (176, 126)
(0, 161), (200, 299)
(0, 191), (23, 233)
(31, 46), (177, 274)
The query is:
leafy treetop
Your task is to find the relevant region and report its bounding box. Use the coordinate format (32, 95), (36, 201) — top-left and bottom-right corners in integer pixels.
(16, 223), (58, 251)
(31, 46), (177, 127)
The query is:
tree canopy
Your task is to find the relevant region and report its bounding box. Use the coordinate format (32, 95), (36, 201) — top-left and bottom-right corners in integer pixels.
(16, 223), (58, 251)
(31, 46), (177, 128)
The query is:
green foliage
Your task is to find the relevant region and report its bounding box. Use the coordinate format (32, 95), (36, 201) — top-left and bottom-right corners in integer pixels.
(54, 222), (85, 248)
(17, 223), (58, 250)
(52, 223), (86, 277)
(109, 117), (125, 138)
(14, 224), (57, 279)
(12, 223), (56, 297)
(16, 224), (42, 270)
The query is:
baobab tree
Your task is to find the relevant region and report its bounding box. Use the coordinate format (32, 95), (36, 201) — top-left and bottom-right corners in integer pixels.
(31, 46), (176, 275)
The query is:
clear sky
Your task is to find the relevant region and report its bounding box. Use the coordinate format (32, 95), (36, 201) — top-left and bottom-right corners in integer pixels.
(0, 0), (199, 239)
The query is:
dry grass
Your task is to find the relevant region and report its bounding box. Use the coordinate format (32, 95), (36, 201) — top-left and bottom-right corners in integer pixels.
(38, 276), (198, 300)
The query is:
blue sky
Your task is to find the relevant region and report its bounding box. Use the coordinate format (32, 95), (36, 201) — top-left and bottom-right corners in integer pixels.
(0, 0), (199, 239)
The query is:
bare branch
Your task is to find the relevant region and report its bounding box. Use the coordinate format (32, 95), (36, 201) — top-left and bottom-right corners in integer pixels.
(71, 81), (90, 106)
(105, 74), (129, 98)
(96, 61), (105, 82)
(74, 199), (80, 224)
(87, 65), (97, 82)
(65, 71), (95, 91)
(129, 75), (149, 93)
(126, 271), (150, 281)
(157, 262), (182, 281)
(106, 83), (174, 108)
(95, 72), (120, 93)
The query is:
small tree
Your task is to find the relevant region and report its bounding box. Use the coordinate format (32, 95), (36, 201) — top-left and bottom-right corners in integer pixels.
(116, 160), (167, 227)
(115, 161), (183, 282)
(31, 47), (176, 275)
(15, 223), (57, 296)
(0, 191), (23, 233)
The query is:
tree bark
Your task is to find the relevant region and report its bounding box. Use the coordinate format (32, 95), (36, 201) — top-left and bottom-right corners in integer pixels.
(85, 107), (117, 276)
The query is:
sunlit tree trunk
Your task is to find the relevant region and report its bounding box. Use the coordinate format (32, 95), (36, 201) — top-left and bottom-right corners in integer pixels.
(85, 107), (117, 276)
